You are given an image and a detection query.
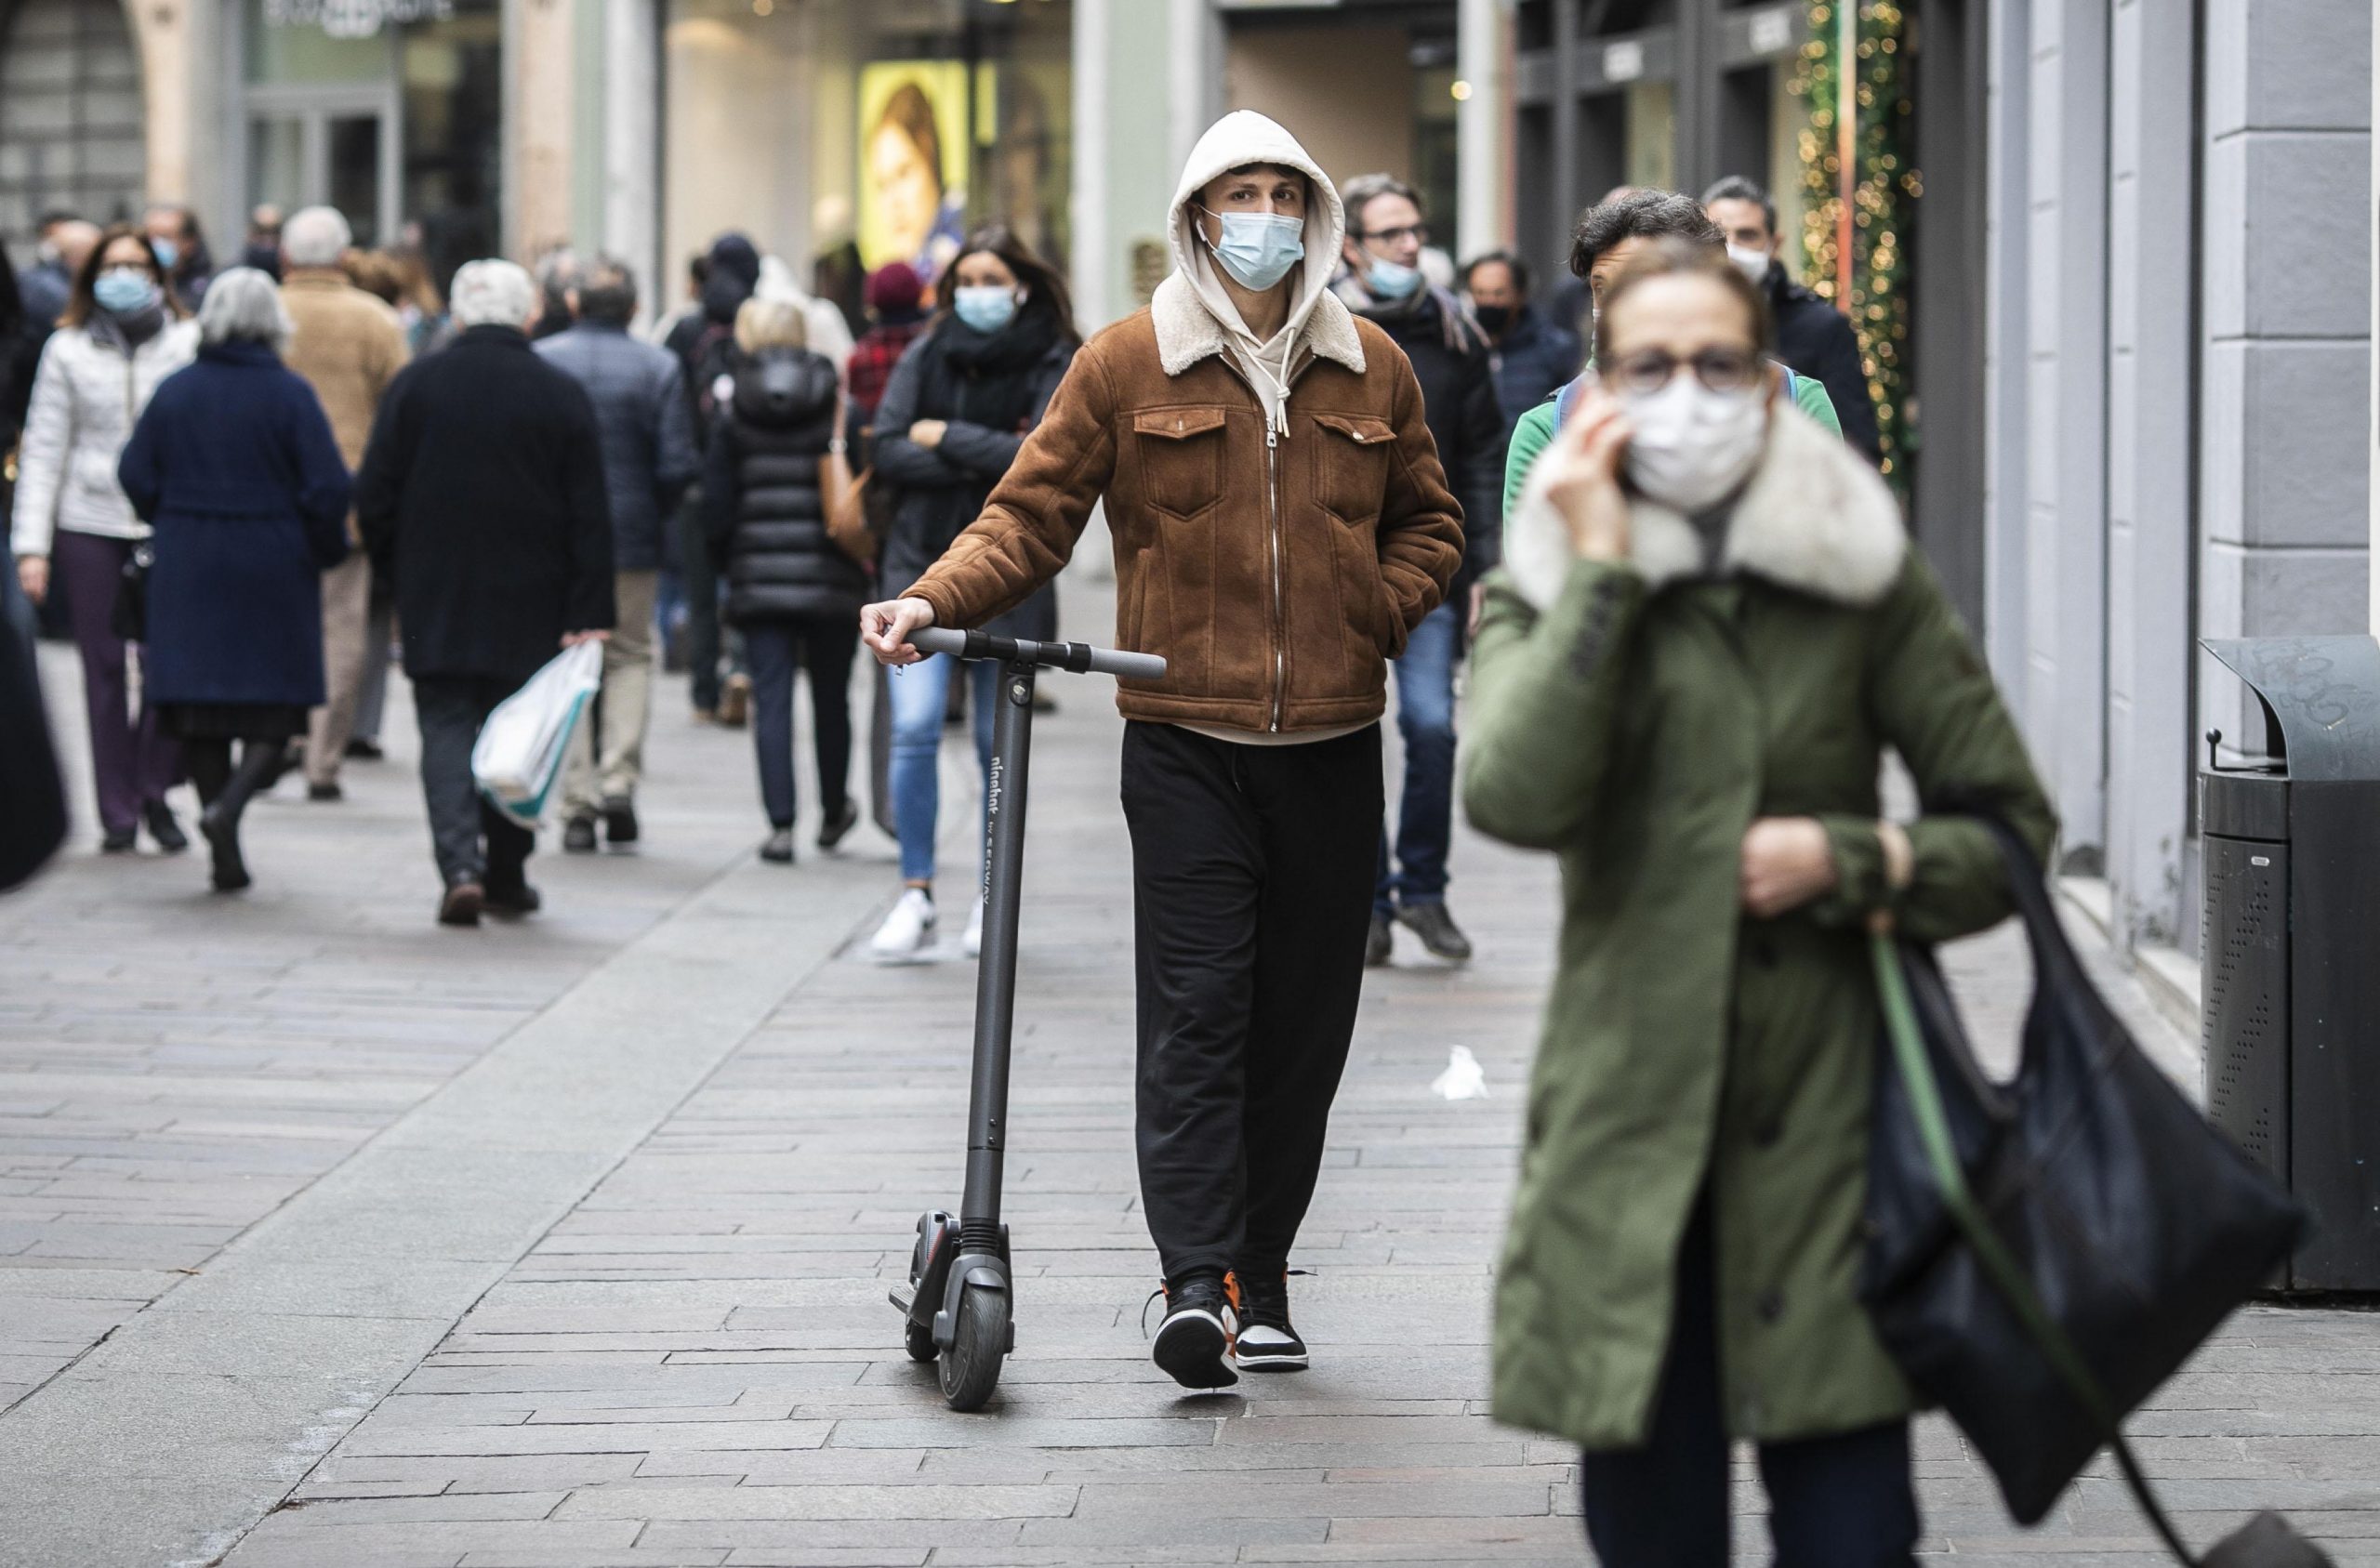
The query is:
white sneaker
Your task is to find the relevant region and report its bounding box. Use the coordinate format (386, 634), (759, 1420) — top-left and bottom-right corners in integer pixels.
(963, 898), (985, 958)
(870, 889), (936, 958)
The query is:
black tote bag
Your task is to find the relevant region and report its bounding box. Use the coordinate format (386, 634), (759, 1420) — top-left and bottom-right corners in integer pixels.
(1859, 820), (2322, 1561)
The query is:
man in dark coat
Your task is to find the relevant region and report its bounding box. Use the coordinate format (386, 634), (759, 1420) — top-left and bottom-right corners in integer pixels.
(1334, 173), (1505, 969)
(356, 258), (615, 927)
(1460, 249), (1582, 439)
(662, 232), (762, 721)
(1704, 176), (1883, 463)
(536, 255), (698, 850)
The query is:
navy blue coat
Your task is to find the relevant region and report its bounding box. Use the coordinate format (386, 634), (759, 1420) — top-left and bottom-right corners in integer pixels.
(119, 341), (350, 707)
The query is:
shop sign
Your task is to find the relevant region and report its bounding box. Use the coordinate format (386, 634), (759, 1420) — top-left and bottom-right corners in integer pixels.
(264, 0), (453, 39)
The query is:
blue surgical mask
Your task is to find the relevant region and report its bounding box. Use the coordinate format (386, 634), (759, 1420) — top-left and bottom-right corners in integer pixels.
(952, 284), (1021, 336)
(93, 268), (160, 315)
(151, 239), (178, 271)
(1363, 255), (1423, 300)
(1199, 206), (1305, 292)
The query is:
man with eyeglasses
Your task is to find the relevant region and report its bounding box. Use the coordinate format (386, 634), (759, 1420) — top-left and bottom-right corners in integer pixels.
(1333, 172), (1506, 970)
(1503, 190), (1843, 522)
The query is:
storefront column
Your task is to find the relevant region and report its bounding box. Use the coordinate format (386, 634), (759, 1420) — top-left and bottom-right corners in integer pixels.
(603, 0), (661, 315)
(507, 0), (576, 257)
(126, 0), (196, 206)
(1455, 0), (1506, 259)
(1070, 0), (1180, 332)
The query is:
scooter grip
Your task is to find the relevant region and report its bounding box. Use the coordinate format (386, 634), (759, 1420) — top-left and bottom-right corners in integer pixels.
(1085, 646), (1169, 682)
(908, 626), (969, 659)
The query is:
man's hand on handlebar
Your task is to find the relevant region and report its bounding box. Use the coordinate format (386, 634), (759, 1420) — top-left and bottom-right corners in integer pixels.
(861, 598), (937, 665)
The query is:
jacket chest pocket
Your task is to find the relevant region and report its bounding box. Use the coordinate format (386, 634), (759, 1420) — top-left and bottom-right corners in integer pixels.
(1131, 406), (1228, 519)
(1310, 413), (1395, 524)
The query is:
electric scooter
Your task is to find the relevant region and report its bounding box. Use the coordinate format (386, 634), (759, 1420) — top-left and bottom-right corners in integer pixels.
(887, 626), (1168, 1413)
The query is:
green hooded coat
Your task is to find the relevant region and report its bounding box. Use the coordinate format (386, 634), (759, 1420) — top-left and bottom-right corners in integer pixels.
(1462, 404), (2055, 1451)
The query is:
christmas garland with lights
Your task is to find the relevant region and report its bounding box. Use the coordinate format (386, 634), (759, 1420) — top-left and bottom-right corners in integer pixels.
(1790, 0), (1914, 486)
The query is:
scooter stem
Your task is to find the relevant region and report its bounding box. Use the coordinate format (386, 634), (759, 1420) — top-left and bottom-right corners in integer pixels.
(957, 657), (1037, 1247)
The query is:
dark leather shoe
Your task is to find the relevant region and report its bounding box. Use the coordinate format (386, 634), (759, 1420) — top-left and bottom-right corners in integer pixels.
(562, 815), (599, 853)
(1365, 913), (1394, 968)
(483, 880), (542, 916)
(602, 796), (640, 845)
(307, 781), (343, 802)
(1396, 902), (1474, 963)
(439, 881), (484, 927)
(343, 738), (384, 761)
(99, 826), (138, 854)
(143, 801), (189, 853)
(817, 799), (859, 850)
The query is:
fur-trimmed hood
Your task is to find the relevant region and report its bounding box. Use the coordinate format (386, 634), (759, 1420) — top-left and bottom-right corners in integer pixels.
(1502, 402), (1906, 612)
(1153, 111), (1366, 382)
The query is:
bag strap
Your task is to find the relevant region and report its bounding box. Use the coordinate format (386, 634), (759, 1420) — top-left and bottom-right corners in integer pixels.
(1869, 925), (2202, 1567)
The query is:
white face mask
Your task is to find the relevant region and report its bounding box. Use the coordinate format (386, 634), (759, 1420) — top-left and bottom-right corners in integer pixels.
(1620, 375), (1769, 514)
(1726, 244), (1772, 285)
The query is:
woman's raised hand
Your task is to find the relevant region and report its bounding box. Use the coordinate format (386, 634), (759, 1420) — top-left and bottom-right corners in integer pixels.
(1536, 382), (1633, 563)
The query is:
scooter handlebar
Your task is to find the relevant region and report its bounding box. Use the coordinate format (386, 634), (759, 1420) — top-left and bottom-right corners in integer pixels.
(909, 626), (1168, 684)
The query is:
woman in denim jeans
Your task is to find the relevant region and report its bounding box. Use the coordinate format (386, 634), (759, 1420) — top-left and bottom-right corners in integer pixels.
(863, 228), (1078, 959)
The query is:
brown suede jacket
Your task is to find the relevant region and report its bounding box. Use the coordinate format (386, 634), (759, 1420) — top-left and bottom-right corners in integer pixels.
(902, 286), (1465, 734)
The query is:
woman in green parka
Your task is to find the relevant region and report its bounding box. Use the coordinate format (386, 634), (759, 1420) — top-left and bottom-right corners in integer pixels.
(1462, 239), (2054, 1566)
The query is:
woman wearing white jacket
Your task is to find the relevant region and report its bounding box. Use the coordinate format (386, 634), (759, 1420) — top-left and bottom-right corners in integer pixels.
(9, 226), (199, 852)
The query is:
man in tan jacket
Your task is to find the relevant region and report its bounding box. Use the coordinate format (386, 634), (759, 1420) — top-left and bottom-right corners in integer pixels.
(281, 204), (408, 799)
(863, 111), (1462, 1391)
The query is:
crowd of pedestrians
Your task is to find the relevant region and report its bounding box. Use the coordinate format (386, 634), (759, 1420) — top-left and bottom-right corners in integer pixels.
(6, 116), (2038, 1565)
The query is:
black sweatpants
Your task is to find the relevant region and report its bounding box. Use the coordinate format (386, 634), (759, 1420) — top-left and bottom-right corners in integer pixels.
(1119, 720), (1383, 1283)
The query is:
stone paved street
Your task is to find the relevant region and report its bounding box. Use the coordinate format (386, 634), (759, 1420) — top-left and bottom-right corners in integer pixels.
(5, 599), (2377, 1568)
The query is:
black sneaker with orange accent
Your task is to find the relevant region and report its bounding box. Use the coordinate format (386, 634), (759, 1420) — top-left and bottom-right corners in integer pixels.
(1228, 1270), (1309, 1372)
(1150, 1271), (1237, 1390)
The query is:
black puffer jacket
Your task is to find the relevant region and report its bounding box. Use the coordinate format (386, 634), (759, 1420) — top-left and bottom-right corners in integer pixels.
(702, 347), (864, 626)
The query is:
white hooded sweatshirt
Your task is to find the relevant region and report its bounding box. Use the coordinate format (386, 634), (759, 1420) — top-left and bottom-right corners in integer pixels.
(1160, 111), (1361, 440)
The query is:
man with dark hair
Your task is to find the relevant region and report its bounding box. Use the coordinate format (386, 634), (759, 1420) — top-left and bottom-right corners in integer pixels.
(1334, 171), (1504, 968)
(141, 203), (214, 312)
(1461, 248), (1581, 440)
(17, 213), (91, 327)
(1703, 175), (1882, 462)
(537, 255), (699, 850)
(1504, 189), (1844, 516)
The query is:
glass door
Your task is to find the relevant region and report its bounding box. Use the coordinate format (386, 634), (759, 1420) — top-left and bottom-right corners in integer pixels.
(244, 89), (399, 246)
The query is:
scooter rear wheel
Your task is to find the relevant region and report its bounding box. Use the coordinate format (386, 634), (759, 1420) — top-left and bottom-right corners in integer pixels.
(903, 1320), (938, 1364)
(938, 1284), (1007, 1412)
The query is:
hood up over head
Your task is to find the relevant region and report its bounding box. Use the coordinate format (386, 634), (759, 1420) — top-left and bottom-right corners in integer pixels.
(702, 232), (761, 323)
(1156, 111), (1366, 434)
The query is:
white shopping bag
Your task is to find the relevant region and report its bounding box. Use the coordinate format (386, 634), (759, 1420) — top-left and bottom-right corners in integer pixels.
(471, 641), (603, 829)
(1430, 1046), (1489, 1101)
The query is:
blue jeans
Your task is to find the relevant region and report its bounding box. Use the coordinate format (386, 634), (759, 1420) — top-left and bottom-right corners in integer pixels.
(1575, 1193), (1921, 1567)
(887, 652), (998, 886)
(1375, 600), (1460, 916)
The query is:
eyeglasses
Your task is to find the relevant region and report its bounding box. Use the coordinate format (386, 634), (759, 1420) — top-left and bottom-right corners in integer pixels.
(1607, 347), (1764, 397)
(1356, 223), (1428, 248)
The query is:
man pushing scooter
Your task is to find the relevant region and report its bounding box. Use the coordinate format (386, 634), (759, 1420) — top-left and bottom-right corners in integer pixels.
(863, 111), (1463, 1391)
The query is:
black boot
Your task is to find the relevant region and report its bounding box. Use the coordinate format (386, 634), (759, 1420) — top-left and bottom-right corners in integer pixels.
(199, 740), (285, 893)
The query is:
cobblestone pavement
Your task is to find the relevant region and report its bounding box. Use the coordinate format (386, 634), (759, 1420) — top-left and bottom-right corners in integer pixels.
(5, 606), (2376, 1568)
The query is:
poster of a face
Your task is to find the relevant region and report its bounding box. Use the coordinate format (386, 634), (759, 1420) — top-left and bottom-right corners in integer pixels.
(857, 61), (970, 290)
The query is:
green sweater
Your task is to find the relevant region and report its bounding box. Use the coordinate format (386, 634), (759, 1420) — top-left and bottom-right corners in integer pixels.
(1502, 374), (1844, 517)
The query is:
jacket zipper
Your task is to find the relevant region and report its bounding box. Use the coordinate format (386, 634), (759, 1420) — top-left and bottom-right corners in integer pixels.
(1213, 358), (1297, 733)
(1265, 421), (1284, 731)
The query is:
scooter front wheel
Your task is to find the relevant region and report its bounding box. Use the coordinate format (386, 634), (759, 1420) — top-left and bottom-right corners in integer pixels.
(938, 1284), (1008, 1412)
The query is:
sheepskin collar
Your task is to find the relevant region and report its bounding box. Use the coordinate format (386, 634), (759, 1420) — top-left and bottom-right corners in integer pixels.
(1503, 402), (1907, 613)
(1150, 272), (1368, 379)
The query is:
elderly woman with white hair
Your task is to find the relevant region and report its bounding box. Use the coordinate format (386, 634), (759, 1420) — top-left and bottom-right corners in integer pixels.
(118, 267), (352, 891)
(355, 257), (615, 927)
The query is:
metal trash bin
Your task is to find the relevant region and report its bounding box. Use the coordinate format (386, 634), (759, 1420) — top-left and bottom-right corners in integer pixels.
(2201, 635), (2380, 1291)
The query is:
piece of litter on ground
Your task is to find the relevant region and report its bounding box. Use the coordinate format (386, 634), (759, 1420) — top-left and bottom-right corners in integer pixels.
(1431, 1045), (1488, 1100)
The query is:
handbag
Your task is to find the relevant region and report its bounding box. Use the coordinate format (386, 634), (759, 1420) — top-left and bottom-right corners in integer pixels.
(825, 452), (887, 570)
(110, 541), (152, 642)
(1862, 818), (2329, 1566)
